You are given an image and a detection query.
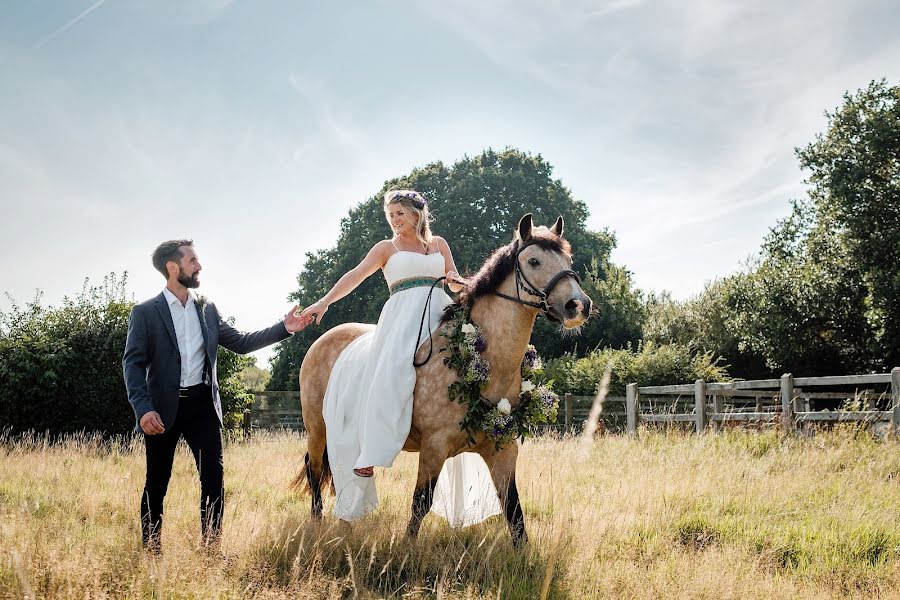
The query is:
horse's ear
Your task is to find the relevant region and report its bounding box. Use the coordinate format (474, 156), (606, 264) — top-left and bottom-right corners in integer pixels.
(552, 216), (564, 237)
(517, 213), (533, 242)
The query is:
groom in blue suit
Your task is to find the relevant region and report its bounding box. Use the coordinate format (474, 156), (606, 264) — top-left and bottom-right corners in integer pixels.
(123, 239), (307, 553)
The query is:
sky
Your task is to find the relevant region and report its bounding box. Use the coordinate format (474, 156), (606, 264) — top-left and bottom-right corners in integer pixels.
(2, 0), (898, 368)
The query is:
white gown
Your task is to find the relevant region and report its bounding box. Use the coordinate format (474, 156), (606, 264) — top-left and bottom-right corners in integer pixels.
(323, 249), (502, 525)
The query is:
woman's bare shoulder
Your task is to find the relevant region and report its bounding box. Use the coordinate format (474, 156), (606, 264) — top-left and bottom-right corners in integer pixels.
(371, 239), (395, 252)
(433, 236), (451, 251)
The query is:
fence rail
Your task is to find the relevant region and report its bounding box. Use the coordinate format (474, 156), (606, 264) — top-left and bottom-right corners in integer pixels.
(246, 391), (620, 434)
(623, 367), (900, 435)
(245, 367), (899, 436)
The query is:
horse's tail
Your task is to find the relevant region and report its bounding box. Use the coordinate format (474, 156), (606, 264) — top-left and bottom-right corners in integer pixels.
(290, 449), (333, 496)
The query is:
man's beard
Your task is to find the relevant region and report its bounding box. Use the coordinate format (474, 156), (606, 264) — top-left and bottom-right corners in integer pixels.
(177, 269), (200, 289)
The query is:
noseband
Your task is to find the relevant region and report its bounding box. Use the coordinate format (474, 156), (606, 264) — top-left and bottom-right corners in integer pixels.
(492, 240), (580, 318)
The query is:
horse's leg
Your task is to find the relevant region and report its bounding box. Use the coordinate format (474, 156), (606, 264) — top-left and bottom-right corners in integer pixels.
(300, 392), (330, 519)
(305, 440), (327, 518)
(479, 443), (527, 547)
(407, 443), (446, 538)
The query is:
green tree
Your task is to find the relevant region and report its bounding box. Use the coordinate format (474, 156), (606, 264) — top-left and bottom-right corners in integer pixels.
(643, 80), (897, 378)
(237, 360), (271, 392)
(727, 201), (876, 375)
(643, 279), (769, 379)
(269, 148), (624, 389)
(795, 79), (900, 368)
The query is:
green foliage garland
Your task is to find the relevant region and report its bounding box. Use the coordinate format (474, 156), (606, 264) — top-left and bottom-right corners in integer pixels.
(441, 304), (559, 448)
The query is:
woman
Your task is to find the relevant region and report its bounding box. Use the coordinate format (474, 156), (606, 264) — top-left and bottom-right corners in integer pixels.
(299, 190), (501, 525)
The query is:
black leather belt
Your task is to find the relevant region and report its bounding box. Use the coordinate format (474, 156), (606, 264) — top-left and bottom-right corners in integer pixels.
(178, 383), (210, 399)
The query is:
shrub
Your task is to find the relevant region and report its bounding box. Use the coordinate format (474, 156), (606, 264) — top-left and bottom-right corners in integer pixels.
(0, 275), (254, 436)
(544, 341), (731, 396)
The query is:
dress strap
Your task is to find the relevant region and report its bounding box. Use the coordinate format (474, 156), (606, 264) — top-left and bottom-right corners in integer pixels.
(389, 238), (400, 252)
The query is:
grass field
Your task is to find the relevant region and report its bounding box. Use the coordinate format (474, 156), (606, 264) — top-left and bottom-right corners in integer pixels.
(1, 428), (899, 599)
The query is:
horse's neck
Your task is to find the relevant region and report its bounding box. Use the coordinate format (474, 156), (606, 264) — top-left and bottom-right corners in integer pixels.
(470, 291), (537, 403)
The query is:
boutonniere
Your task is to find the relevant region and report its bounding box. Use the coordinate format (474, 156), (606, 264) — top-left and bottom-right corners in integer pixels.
(195, 294), (209, 326)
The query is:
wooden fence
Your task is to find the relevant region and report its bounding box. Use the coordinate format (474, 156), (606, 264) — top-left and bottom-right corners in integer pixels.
(245, 367), (899, 436)
(622, 367), (900, 435)
(245, 391), (608, 434)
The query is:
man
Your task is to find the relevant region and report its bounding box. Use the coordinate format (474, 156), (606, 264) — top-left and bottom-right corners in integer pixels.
(123, 239), (307, 553)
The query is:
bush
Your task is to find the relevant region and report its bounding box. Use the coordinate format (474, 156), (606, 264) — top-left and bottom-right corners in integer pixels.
(544, 341), (731, 396)
(0, 276), (135, 436)
(0, 275), (254, 436)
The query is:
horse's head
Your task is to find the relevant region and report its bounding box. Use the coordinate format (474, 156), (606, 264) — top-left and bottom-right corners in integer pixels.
(512, 214), (592, 329)
(456, 213), (593, 329)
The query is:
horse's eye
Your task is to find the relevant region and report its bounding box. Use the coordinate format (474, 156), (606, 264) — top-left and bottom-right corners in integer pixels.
(528, 258), (540, 267)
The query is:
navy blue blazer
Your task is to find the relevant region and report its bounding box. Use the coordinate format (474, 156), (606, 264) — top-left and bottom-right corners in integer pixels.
(122, 292), (291, 431)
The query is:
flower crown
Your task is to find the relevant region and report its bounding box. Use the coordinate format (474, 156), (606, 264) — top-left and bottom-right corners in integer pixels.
(385, 190), (427, 210)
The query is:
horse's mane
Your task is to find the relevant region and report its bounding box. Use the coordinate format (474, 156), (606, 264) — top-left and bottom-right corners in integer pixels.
(442, 230), (572, 322)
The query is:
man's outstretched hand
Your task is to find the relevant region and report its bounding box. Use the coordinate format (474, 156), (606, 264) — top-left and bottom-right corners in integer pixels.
(284, 305), (311, 333)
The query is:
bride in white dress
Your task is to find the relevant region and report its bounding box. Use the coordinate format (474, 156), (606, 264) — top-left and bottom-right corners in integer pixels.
(298, 190), (501, 526)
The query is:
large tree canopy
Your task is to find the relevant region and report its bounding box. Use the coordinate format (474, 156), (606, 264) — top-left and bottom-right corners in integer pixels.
(795, 79), (900, 368)
(268, 148), (632, 390)
(643, 80), (899, 377)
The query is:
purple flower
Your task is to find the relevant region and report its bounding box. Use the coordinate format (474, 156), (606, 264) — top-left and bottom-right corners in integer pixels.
(466, 354), (491, 383)
(484, 410), (516, 441)
(535, 385), (559, 419)
(474, 335), (487, 353)
(523, 345), (542, 372)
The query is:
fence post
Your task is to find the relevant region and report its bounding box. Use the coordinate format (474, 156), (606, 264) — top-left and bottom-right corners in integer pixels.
(564, 394), (574, 434)
(626, 383), (638, 436)
(711, 392), (722, 432)
(695, 379), (707, 434)
(891, 367), (899, 438)
(242, 409), (252, 438)
(781, 373), (795, 434)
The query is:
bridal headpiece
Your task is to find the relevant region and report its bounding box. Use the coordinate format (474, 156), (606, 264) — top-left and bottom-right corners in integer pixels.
(385, 190), (427, 210)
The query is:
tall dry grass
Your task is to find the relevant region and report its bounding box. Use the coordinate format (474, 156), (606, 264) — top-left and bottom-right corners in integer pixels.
(1, 428), (899, 599)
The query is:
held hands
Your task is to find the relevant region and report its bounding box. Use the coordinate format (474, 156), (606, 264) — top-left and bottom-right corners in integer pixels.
(140, 411), (165, 435)
(297, 299), (328, 327)
(284, 304), (312, 333)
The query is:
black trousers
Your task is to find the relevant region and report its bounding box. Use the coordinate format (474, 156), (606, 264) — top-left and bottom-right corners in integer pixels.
(140, 384), (223, 548)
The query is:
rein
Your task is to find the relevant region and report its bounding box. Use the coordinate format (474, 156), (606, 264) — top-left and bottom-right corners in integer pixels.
(413, 276), (447, 368)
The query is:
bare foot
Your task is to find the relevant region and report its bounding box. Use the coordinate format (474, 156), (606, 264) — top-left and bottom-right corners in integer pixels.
(353, 467), (374, 478)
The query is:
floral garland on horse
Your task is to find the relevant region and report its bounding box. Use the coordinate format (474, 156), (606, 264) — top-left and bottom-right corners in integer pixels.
(441, 304), (560, 448)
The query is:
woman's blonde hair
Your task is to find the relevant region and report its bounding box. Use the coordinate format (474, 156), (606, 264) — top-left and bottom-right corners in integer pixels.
(383, 190), (433, 251)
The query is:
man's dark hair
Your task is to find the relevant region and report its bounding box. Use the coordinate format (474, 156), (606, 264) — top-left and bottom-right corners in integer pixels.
(152, 239), (194, 279)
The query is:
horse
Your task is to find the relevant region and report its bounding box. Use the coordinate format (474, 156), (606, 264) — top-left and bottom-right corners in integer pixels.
(292, 213), (592, 546)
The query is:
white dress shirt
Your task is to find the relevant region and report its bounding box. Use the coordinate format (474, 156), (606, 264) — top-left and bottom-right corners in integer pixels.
(162, 287), (207, 387)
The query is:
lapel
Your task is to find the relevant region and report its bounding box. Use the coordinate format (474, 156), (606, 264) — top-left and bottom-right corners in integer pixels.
(193, 295), (211, 355)
(154, 293), (178, 349)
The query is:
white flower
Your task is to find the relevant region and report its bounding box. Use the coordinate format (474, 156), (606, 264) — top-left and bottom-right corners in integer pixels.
(461, 322), (477, 334)
(497, 398), (512, 415)
(520, 380), (535, 394)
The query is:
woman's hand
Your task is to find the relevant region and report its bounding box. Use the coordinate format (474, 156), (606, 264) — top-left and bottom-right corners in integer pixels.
(445, 271), (468, 293)
(298, 299), (328, 326)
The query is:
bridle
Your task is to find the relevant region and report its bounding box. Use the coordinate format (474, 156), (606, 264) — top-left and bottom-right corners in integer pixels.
(492, 240), (580, 319)
(413, 239), (580, 368)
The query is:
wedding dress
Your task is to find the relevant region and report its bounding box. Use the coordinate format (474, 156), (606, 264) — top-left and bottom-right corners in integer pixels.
(322, 247), (502, 525)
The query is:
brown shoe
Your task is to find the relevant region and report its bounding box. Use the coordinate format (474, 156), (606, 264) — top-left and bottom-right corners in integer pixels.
(353, 467), (374, 478)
